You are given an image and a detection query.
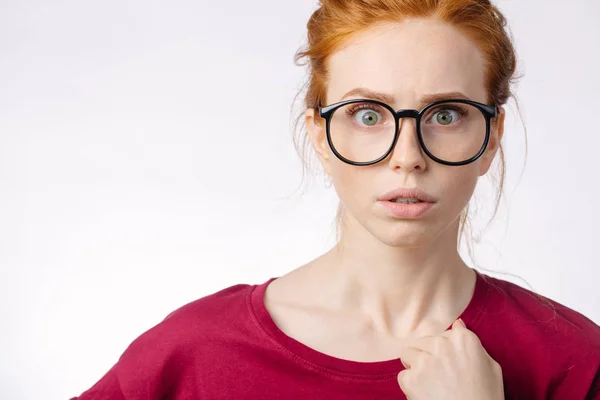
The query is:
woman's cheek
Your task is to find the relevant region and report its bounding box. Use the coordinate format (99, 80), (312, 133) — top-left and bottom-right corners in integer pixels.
(439, 168), (480, 211)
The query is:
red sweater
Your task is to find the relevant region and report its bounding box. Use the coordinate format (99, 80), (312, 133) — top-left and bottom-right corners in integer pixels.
(71, 269), (599, 399)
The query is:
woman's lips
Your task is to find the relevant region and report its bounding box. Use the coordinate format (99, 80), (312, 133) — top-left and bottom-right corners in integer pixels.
(379, 200), (435, 218)
(378, 187), (437, 203)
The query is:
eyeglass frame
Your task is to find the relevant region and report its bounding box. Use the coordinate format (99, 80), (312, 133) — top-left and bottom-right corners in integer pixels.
(318, 98), (498, 167)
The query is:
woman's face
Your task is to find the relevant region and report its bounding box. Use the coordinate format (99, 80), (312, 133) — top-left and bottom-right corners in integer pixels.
(306, 18), (504, 247)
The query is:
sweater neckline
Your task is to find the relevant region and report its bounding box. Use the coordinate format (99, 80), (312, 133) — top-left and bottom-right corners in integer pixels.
(249, 268), (490, 379)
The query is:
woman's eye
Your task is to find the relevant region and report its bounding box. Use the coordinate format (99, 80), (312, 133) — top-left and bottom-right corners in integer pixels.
(355, 109), (382, 126)
(432, 109), (460, 125)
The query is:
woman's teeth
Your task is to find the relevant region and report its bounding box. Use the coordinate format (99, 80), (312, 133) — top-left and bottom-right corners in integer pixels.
(392, 198), (423, 204)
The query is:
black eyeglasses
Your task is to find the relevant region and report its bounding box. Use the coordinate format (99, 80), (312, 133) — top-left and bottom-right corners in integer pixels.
(318, 98), (498, 166)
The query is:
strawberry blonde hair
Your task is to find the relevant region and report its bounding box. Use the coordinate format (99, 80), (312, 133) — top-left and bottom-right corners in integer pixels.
(292, 0), (521, 255)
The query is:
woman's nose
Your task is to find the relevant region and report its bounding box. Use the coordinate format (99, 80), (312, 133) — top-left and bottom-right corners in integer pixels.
(387, 118), (427, 172)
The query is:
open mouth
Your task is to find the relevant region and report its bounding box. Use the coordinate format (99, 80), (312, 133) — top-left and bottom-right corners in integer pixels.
(390, 198), (424, 204)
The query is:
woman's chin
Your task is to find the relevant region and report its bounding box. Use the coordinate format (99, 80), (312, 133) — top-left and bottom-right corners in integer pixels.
(370, 224), (438, 248)
(379, 234), (433, 248)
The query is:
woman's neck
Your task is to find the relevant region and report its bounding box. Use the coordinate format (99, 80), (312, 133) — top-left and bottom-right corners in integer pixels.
(305, 216), (475, 337)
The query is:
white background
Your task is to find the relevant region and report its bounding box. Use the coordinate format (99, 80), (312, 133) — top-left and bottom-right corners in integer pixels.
(0, 0), (598, 398)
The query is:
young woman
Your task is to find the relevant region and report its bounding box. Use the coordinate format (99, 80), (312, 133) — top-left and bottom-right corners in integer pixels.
(71, 0), (600, 399)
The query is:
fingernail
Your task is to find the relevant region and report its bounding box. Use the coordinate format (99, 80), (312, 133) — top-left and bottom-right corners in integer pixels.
(457, 318), (466, 327)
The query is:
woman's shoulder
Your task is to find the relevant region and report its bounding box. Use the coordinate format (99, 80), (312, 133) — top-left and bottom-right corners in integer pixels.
(476, 271), (599, 398)
(162, 281), (255, 326)
(111, 280), (260, 363)
(479, 271), (599, 343)
(146, 279), (266, 348)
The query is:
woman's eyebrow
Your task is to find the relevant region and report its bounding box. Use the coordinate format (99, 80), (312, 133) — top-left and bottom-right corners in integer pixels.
(339, 88), (471, 105)
(421, 91), (470, 103)
(340, 88), (394, 103)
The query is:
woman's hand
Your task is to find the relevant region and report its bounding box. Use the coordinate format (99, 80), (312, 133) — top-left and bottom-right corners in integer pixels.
(397, 319), (504, 400)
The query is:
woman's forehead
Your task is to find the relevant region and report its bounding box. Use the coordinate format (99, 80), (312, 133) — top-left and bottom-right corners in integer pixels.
(326, 19), (488, 106)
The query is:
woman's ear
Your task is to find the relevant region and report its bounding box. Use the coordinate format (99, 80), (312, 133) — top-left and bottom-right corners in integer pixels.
(305, 108), (333, 175)
(479, 106), (505, 176)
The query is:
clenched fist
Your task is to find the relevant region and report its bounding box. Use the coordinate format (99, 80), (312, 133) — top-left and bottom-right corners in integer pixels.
(397, 319), (504, 400)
